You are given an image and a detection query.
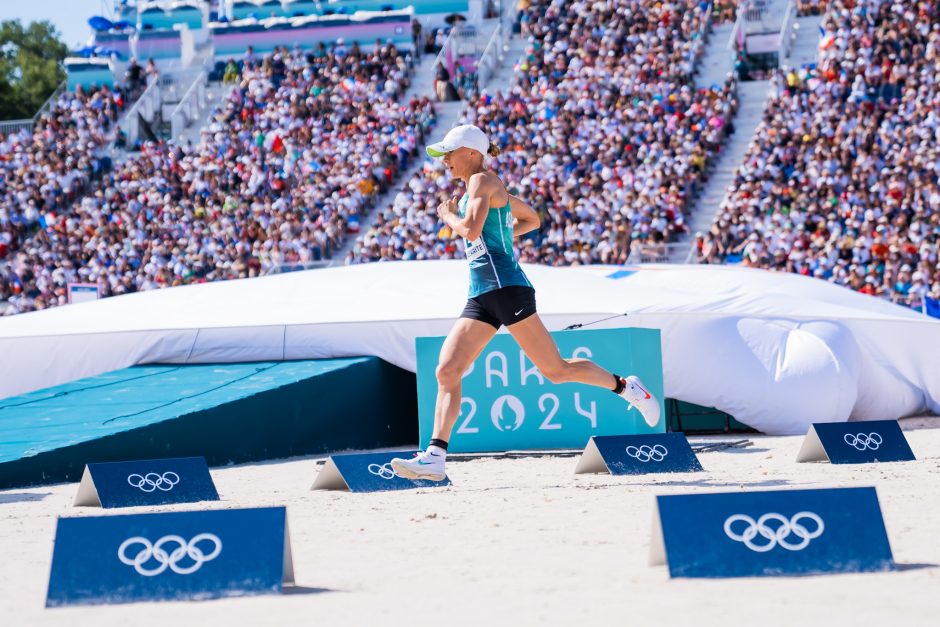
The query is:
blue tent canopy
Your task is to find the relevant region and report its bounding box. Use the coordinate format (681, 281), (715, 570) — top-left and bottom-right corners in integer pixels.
(88, 16), (114, 31)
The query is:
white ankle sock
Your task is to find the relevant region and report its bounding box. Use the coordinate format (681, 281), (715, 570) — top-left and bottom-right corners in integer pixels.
(427, 445), (447, 459)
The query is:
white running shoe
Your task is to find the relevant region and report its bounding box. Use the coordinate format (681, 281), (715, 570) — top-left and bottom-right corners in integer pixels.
(390, 449), (446, 482)
(619, 375), (661, 428)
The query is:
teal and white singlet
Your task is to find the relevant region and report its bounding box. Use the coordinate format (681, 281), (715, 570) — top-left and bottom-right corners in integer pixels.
(457, 192), (532, 298)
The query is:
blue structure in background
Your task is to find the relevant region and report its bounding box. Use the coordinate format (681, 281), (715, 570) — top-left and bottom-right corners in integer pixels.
(651, 487), (895, 578)
(46, 506), (293, 606)
(796, 420), (916, 464)
(575, 433), (703, 475)
(210, 10), (412, 57)
(312, 451), (451, 492)
(138, 1), (204, 30)
(0, 357), (417, 489)
(74, 457), (220, 508)
(64, 58), (115, 91)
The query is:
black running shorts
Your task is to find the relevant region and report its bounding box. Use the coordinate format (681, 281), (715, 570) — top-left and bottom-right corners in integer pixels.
(460, 285), (537, 329)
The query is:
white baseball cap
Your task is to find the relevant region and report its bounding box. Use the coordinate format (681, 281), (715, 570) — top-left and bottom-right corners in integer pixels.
(426, 124), (489, 158)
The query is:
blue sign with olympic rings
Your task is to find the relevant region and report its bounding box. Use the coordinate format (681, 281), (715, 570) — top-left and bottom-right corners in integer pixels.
(796, 420), (915, 464)
(311, 451), (452, 492)
(46, 506), (294, 606)
(73, 457), (219, 508)
(575, 433), (703, 475)
(650, 487), (895, 578)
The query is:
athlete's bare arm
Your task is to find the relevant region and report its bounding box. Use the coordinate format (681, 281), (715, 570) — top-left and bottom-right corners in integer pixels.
(438, 172), (503, 241)
(508, 194), (540, 237)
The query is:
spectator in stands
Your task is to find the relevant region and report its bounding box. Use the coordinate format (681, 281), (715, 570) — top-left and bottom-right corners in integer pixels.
(222, 58), (240, 84)
(434, 28), (448, 51)
(114, 127), (128, 150)
(434, 61), (457, 102)
(125, 57), (143, 95)
(334, 37), (348, 60)
(715, 0), (737, 23)
(453, 63), (478, 100)
(244, 45), (258, 68)
(144, 58), (160, 85)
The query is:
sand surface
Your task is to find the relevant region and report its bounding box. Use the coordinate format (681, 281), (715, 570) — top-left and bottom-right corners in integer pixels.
(2, 420), (939, 626)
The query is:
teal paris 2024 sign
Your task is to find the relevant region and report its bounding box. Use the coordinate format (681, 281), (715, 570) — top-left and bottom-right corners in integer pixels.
(416, 327), (665, 453)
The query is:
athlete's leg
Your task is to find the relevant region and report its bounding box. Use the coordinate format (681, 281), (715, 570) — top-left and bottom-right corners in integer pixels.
(507, 313), (661, 427)
(506, 313), (616, 388)
(391, 317), (496, 481)
(432, 317), (498, 441)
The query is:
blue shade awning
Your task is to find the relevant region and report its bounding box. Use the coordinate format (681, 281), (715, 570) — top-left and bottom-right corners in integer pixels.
(88, 16), (114, 32)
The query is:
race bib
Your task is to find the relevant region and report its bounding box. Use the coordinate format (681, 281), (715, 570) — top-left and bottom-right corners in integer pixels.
(465, 237), (487, 261)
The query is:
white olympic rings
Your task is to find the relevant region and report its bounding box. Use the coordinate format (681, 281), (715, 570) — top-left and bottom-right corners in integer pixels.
(843, 432), (883, 451)
(127, 472), (180, 492)
(368, 463), (399, 480)
(723, 511), (825, 552)
(625, 444), (668, 462)
(118, 533), (222, 576)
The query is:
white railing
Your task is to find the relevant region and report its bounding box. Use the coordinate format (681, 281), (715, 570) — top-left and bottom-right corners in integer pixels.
(0, 119), (33, 137)
(120, 78), (162, 145)
(170, 71), (207, 141)
(728, 11), (744, 50)
(740, 0), (789, 35)
(435, 23), (487, 76)
(778, 1), (797, 61)
(743, 4), (766, 22)
(476, 21), (504, 88)
(627, 242), (691, 264)
(433, 25), (461, 78)
(265, 260), (331, 275)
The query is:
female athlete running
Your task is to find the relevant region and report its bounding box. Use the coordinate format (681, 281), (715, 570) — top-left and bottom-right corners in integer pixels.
(392, 125), (659, 481)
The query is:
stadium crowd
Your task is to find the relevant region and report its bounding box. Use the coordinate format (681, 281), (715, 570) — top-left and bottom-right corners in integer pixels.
(349, 0), (736, 265)
(4, 0), (938, 317)
(0, 42), (434, 314)
(698, 0), (940, 311)
(0, 85), (123, 289)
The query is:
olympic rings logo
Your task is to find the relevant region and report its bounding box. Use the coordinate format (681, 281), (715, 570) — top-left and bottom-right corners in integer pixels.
(723, 512), (825, 552)
(843, 432), (882, 451)
(368, 463), (399, 480)
(127, 472), (180, 492)
(625, 445), (668, 463)
(118, 533), (222, 576)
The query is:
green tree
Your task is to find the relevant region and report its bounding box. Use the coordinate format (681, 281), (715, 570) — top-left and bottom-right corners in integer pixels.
(0, 20), (68, 120)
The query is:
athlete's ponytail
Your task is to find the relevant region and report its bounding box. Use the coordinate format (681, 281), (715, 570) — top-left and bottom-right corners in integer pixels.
(488, 142), (501, 157)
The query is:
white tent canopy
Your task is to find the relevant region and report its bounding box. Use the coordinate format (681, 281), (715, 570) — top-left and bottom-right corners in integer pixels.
(1, 261), (937, 434)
